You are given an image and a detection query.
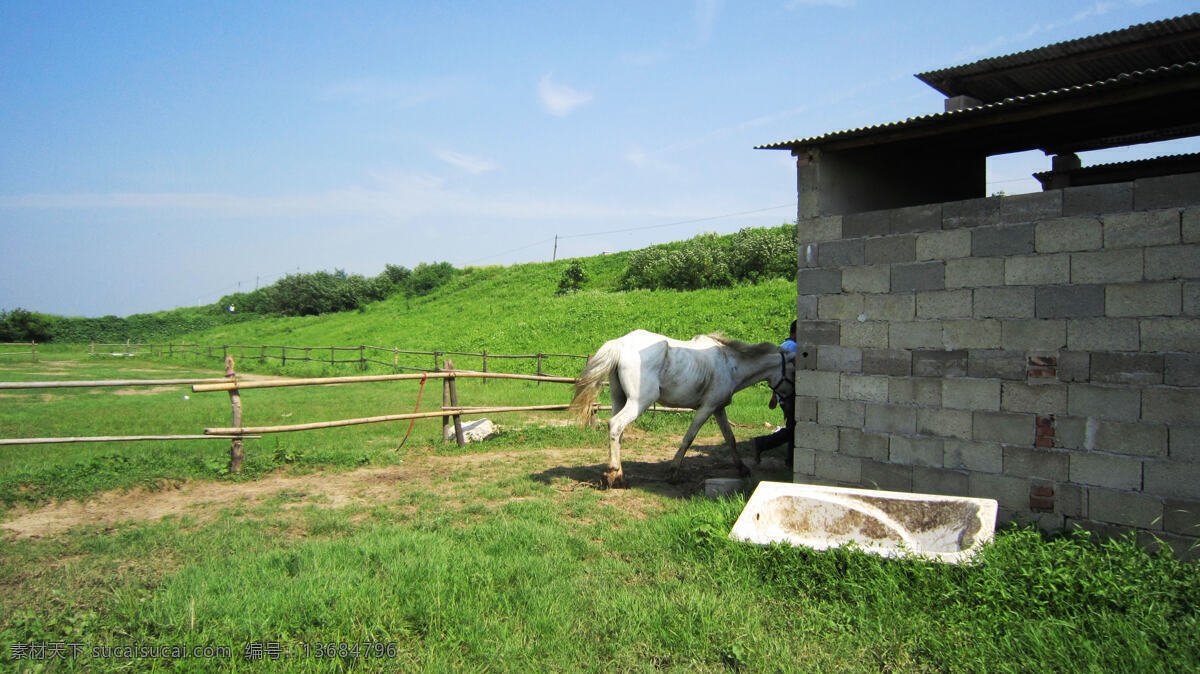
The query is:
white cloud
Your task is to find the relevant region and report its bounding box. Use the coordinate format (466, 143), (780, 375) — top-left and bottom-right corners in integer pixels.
(537, 73), (593, 117)
(432, 148), (499, 174)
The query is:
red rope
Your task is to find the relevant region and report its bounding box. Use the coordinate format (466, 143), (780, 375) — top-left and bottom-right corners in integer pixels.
(396, 373), (428, 450)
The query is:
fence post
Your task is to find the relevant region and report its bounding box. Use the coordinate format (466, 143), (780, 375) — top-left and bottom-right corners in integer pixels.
(260, 345), (266, 363)
(433, 351), (441, 371)
(536, 353), (544, 386)
(281, 346), (287, 367)
(482, 349), (488, 385)
(393, 347), (399, 369)
(441, 360), (449, 440)
(329, 347), (334, 366)
(359, 345), (365, 371)
(445, 358), (465, 447)
(31, 341), (37, 363)
(224, 355), (244, 474)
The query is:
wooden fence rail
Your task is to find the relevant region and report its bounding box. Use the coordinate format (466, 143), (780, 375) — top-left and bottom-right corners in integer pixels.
(0, 342), (37, 361)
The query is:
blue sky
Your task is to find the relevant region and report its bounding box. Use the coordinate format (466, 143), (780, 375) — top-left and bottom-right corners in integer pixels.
(3, 0), (1198, 317)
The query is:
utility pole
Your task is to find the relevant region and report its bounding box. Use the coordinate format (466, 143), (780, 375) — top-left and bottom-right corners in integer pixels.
(553, 234), (558, 261)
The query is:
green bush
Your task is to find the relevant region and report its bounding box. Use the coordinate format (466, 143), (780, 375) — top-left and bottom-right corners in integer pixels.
(555, 261), (587, 295)
(619, 225), (795, 291)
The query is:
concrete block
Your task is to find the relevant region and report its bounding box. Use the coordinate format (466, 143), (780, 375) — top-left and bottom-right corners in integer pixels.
(798, 294), (818, 320)
(840, 321), (889, 348)
(795, 396), (818, 423)
(913, 349), (968, 377)
(1106, 282), (1181, 317)
(1087, 489), (1163, 529)
(818, 399), (866, 428)
(969, 472), (1029, 511)
(1004, 254), (1070, 286)
(838, 428), (889, 461)
(968, 350), (1027, 380)
(793, 448), (816, 477)
(1035, 217), (1103, 253)
(863, 294), (915, 321)
(943, 195), (1001, 229)
(1165, 354), (1200, 387)
(913, 466), (969, 496)
(974, 286), (1035, 318)
(1187, 282), (1200, 316)
(973, 223), (1035, 257)
(943, 379), (1001, 411)
(888, 377), (941, 406)
(1169, 426), (1200, 463)
(917, 407), (973, 440)
(1003, 446), (1068, 480)
(864, 403), (917, 435)
(946, 257), (1004, 288)
(943, 319), (1002, 349)
(1035, 285), (1105, 318)
(814, 451), (861, 484)
(917, 289), (972, 319)
(817, 239), (866, 267)
(797, 268), (843, 294)
(1102, 209), (1180, 248)
(1141, 388), (1200, 425)
(1090, 352), (1163, 386)
(817, 345), (863, 373)
(1068, 384), (1141, 422)
(1002, 382), (1068, 415)
(1144, 461), (1200, 500)
(1001, 320), (1066, 351)
(794, 347), (817, 371)
(818, 294), (865, 321)
(1057, 351), (1090, 382)
(841, 265), (890, 293)
(890, 321), (942, 349)
(1140, 318), (1200, 352)
(1163, 499), (1200, 537)
(840, 374), (889, 403)
(1000, 190), (1062, 223)
(797, 320), (839, 346)
(891, 203), (943, 234)
(1185, 208), (1200, 244)
(890, 435), (944, 468)
(1066, 318), (1139, 351)
(797, 215), (842, 244)
(916, 229), (971, 260)
(865, 235), (916, 264)
(842, 210), (889, 238)
(795, 422), (839, 452)
(892, 261), (945, 292)
(1071, 249), (1144, 284)
(1134, 173), (1200, 210)
(1062, 182), (1133, 215)
(972, 411), (1034, 445)
(1093, 420), (1168, 458)
(1144, 245), (1200, 281)
(1030, 481), (1084, 519)
(861, 349), (912, 376)
(1052, 415), (1086, 450)
(1070, 453), (1143, 491)
(795, 370), (840, 398)
(860, 460), (913, 492)
(945, 439), (1003, 473)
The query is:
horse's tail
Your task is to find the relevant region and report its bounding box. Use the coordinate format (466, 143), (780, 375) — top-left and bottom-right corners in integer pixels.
(568, 341), (620, 427)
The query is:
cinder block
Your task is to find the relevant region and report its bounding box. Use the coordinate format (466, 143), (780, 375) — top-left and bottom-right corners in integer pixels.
(1169, 427), (1200, 463)
(1134, 173), (1200, 210)
(1140, 318), (1200, 351)
(1090, 353), (1163, 386)
(795, 422), (839, 452)
(1000, 190), (1062, 223)
(814, 451), (861, 484)
(1163, 499), (1200, 537)
(818, 294), (865, 320)
(840, 321), (889, 348)
(817, 239), (866, 267)
(942, 319), (1002, 349)
(1005, 254), (1070, 286)
(797, 320), (839, 346)
(795, 396), (818, 422)
(1057, 351), (1090, 382)
(1003, 446), (1068, 480)
(1051, 415), (1087, 449)
(797, 268), (843, 294)
(916, 408), (973, 440)
(1106, 282), (1182, 317)
(973, 224), (1036, 257)
(916, 229), (971, 260)
(891, 204), (942, 234)
(1165, 354), (1200, 387)
(1036, 217), (1103, 253)
(839, 374), (889, 403)
(913, 466), (969, 496)
(892, 261), (945, 292)
(968, 350), (1027, 380)
(946, 257), (1004, 288)
(1071, 249), (1144, 284)
(865, 235), (917, 264)
(1102, 209), (1180, 248)
(913, 349), (967, 377)
(1035, 285), (1105, 318)
(1093, 420), (1168, 458)
(818, 399), (866, 428)
(917, 289), (972, 319)
(860, 460), (913, 492)
(943, 379), (1001, 411)
(838, 428), (889, 461)
(1187, 282), (1200, 316)
(1144, 245), (1200, 281)
(1088, 488), (1163, 529)
(943, 196), (1002, 229)
(864, 404), (917, 435)
(1063, 182), (1133, 215)
(1185, 208), (1200, 244)
(794, 348), (817, 371)
(974, 286), (1035, 318)
(1002, 320), (1066, 351)
(1070, 453), (1143, 491)
(888, 377), (941, 406)
(1144, 461), (1200, 500)
(890, 436), (944, 468)
(969, 472), (1029, 511)
(890, 321), (942, 349)
(945, 439), (1003, 473)
(842, 210), (889, 238)
(973, 411), (1034, 445)
(817, 345), (863, 373)
(798, 295), (819, 321)
(795, 370), (840, 398)
(1068, 384), (1141, 422)
(863, 294), (915, 321)
(862, 349), (912, 376)
(1141, 388), (1200, 425)
(797, 215), (842, 244)
(793, 448), (816, 476)
(842, 265), (890, 293)
(1002, 382), (1068, 414)
(1066, 318), (1139, 351)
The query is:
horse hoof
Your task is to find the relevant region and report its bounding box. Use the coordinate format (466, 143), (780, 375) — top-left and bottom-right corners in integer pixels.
(604, 470), (628, 489)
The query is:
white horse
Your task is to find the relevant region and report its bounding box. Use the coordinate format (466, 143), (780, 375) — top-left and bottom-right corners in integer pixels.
(569, 329), (795, 488)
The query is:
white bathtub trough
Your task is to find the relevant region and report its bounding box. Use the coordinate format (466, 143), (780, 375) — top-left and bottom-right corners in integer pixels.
(730, 481), (998, 564)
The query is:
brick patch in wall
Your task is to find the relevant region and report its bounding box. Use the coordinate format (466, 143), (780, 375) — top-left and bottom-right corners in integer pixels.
(1030, 482), (1055, 513)
(1027, 355), (1057, 379)
(1035, 415), (1055, 448)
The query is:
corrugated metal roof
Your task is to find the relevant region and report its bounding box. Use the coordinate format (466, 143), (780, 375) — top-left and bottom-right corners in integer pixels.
(757, 60), (1200, 152)
(1032, 152), (1200, 178)
(916, 13), (1200, 102)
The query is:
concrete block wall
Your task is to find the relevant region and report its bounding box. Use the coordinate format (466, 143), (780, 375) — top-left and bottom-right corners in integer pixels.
(792, 172), (1200, 559)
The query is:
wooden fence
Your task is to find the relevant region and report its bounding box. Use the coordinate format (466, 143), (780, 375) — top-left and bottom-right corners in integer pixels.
(0, 342), (37, 362)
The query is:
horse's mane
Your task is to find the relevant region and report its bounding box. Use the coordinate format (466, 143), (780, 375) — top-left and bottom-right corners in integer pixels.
(704, 333), (781, 357)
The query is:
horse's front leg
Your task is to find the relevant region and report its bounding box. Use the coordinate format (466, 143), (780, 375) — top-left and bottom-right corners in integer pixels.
(713, 408), (750, 477)
(668, 407), (716, 482)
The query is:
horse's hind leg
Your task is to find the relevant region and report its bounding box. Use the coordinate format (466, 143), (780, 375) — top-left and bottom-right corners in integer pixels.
(668, 407), (716, 482)
(713, 408), (750, 476)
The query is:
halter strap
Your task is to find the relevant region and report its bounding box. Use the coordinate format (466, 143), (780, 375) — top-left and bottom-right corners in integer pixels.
(768, 351), (793, 398)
